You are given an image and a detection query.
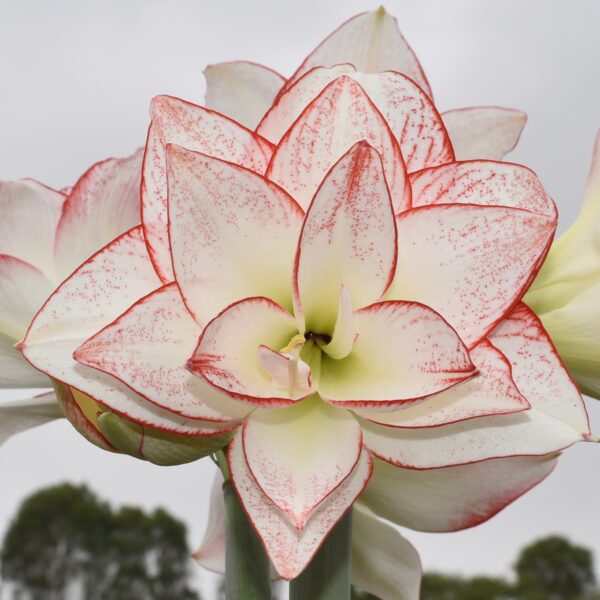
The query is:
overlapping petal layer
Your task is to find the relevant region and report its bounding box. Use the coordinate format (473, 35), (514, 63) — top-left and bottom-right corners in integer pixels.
(142, 95), (273, 281)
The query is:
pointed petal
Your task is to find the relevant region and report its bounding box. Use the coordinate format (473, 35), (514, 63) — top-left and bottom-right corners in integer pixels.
(75, 283), (250, 421)
(260, 67), (451, 173)
(583, 128), (600, 210)
(360, 455), (557, 532)
(193, 470), (227, 573)
(189, 297), (308, 406)
(228, 430), (372, 580)
(54, 149), (143, 279)
(204, 61), (285, 129)
(0, 392), (63, 446)
(287, 8), (432, 97)
(442, 107), (527, 160)
(387, 204), (556, 347)
(0, 180), (64, 276)
(489, 303), (590, 434)
(166, 146), (303, 324)
(410, 160), (556, 219)
(22, 227), (230, 436)
(357, 340), (529, 426)
(142, 95), (274, 281)
(242, 396), (362, 528)
(266, 77), (409, 212)
(319, 301), (475, 407)
(352, 504), (422, 600)
(294, 142), (397, 332)
(0, 333), (49, 388)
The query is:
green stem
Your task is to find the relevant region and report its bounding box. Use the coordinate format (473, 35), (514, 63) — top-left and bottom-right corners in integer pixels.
(223, 480), (271, 600)
(289, 509), (353, 600)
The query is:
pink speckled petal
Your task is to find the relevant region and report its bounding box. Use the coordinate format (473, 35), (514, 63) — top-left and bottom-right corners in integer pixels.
(387, 204), (556, 348)
(319, 301), (475, 407)
(294, 142), (397, 333)
(410, 160), (556, 219)
(54, 149), (143, 279)
(260, 66), (452, 172)
(204, 61), (285, 129)
(75, 283), (250, 421)
(266, 77), (409, 212)
(142, 95), (273, 282)
(22, 227), (231, 436)
(360, 455), (557, 532)
(0, 180), (64, 276)
(166, 145), (303, 325)
(442, 107), (527, 161)
(229, 429), (372, 580)
(356, 340), (529, 426)
(242, 396), (362, 528)
(189, 297), (310, 406)
(286, 8), (432, 97)
(489, 303), (590, 435)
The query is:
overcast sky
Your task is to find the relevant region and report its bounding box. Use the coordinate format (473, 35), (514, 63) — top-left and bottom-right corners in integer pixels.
(1, 0), (599, 595)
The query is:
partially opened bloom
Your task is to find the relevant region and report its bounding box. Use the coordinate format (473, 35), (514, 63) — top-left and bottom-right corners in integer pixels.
(526, 130), (600, 400)
(0, 151), (142, 445)
(12, 7), (594, 598)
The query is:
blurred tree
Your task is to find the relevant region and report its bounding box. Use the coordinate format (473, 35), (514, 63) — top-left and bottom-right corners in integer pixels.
(1, 483), (201, 600)
(514, 536), (597, 600)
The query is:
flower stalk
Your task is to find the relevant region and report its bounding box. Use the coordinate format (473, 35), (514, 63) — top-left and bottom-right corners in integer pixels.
(289, 510), (353, 600)
(223, 479), (271, 600)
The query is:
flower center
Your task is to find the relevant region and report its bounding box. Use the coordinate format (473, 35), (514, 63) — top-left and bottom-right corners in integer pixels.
(304, 331), (332, 345)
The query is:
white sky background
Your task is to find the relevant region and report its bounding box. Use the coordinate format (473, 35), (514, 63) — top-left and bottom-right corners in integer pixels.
(1, 0), (600, 595)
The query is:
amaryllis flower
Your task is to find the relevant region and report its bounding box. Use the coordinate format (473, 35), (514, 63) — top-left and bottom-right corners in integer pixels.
(12, 7), (594, 597)
(526, 129), (600, 400)
(0, 150), (142, 446)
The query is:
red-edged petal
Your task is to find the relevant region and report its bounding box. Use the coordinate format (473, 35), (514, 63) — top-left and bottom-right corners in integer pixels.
(189, 297), (309, 406)
(360, 455), (557, 532)
(286, 8), (432, 98)
(489, 303), (590, 435)
(21, 227), (232, 436)
(352, 503), (422, 600)
(54, 149), (143, 279)
(228, 429), (372, 580)
(356, 340), (529, 426)
(242, 396), (362, 528)
(387, 204), (556, 347)
(266, 77), (409, 212)
(142, 95), (273, 282)
(166, 145), (303, 325)
(260, 67), (452, 173)
(0, 180), (64, 276)
(410, 160), (557, 219)
(204, 61), (285, 129)
(294, 142), (397, 332)
(75, 283), (250, 421)
(319, 301), (475, 408)
(442, 107), (527, 160)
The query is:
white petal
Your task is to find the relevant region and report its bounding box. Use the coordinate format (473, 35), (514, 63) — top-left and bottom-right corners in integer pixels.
(166, 145), (303, 324)
(228, 429), (372, 580)
(75, 283), (250, 421)
(0, 392), (63, 446)
(352, 503), (421, 600)
(442, 107), (527, 160)
(54, 149), (143, 279)
(204, 61), (285, 129)
(319, 301), (475, 407)
(0, 334), (49, 388)
(360, 455), (557, 532)
(242, 396), (362, 528)
(294, 142), (397, 333)
(0, 180), (64, 277)
(142, 95), (273, 282)
(287, 8), (432, 97)
(387, 204), (556, 347)
(22, 227), (229, 436)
